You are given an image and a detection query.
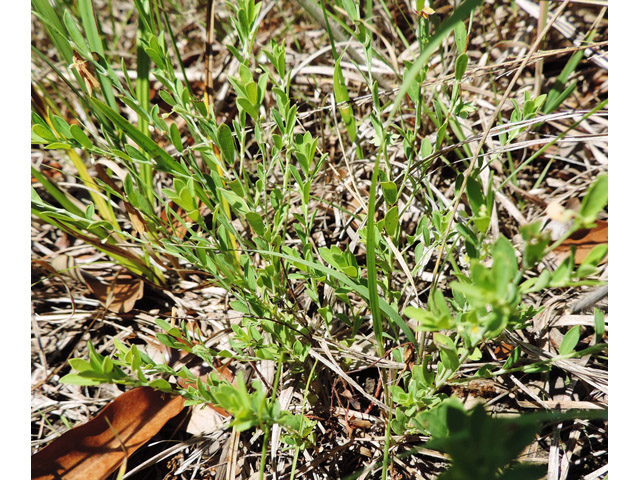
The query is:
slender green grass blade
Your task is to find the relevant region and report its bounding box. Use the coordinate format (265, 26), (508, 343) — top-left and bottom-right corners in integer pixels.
(366, 153), (384, 354)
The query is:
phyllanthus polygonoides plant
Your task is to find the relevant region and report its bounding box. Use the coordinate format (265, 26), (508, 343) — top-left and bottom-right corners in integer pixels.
(32, 0), (607, 478)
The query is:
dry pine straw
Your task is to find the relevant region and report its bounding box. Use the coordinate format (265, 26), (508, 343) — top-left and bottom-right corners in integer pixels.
(31, 1), (607, 479)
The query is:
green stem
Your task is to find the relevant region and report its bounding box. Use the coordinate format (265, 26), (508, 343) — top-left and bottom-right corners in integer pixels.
(271, 353), (284, 402)
(290, 359), (318, 480)
(259, 425), (270, 480)
(381, 364), (398, 480)
(135, 0), (153, 204)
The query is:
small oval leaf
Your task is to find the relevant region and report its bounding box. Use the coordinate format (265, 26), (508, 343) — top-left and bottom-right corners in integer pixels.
(559, 325), (581, 355)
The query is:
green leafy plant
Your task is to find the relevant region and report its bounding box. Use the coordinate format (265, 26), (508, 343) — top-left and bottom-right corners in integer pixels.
(412, 398), (606, 480)
(394, 174), (608, 434)
(32, 0), (607, 478)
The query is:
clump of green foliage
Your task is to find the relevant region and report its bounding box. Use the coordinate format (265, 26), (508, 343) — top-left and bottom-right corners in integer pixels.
(32, 0), (607, 478)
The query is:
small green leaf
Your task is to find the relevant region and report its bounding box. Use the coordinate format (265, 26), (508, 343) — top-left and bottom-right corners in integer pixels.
(63, 11), (89, 55)
(149, 378), (173, 391)
(51, 115), (72, 139)
(385, 205), (399, 237)
(156, 317), (172, 332)
(521, 221), (551, 269)
(454, 20), (468, 54)
(521, 270), (551, 294)
(219, 189), (249, 215)
(113, 338), (128, 354)
(85, 202), (95, 220)
(237, 97), (258, 120)
(334, 56), (356, 143)
(68, 358), (93, 372)
(157, 333), (187, 350)
(150, 105), (169, 133)
(101, 356), (114, 374)
(32, 124), (57, 143)
(434, 332), (456, 351)
(420, 137), (433, 158)
(579, 175), (608, 226)
(245, 211), (265, 236)
(522, 364), (551, 373)
(466, 176), (483, 216)
(230, 300), (250, 314)
(144, 46), (166, 70)
(294, 132), (315, 176)
(576, 244), (608, 278)
(319, 245), (347, 270)
(439, 348), (460, 372)
(492, 236), (518, 291)
(454, 53), (468, 81)
(44, 142), (72, 150)
(217, 123), (235, 165)
(59, 373), (103, 386)
(503, 346), (521, 370)
(70, 124), (93, 149)
(559, 325), (581, 355)
(594, 308), (605, 343)
(341, 0), (359, 21)
(158, 89), (176, 106)
(169, 123), (183, 152)
(380, 181), (398, 205)
(550, 254), (574, 287)
(341, 265), (358, 278)
(406, 291), (454, 332)
(468, 347), (482, 361)
(436, 123), (447, 148)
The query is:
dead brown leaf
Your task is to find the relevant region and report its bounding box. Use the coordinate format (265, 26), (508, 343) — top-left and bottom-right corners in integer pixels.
(553, 219), (608, 264)
(70, 51), (101, 96)
(85, 273), (144, 314)
(31, 387), (185, 480)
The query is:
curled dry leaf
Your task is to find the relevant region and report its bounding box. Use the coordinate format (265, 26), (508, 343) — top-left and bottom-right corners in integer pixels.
(70, 51), (100, 96)
(416, 6), (435, 18)
(31, 387), (185, 480)
(123, 200), (148, 237)
(553, 219), (608, 264)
